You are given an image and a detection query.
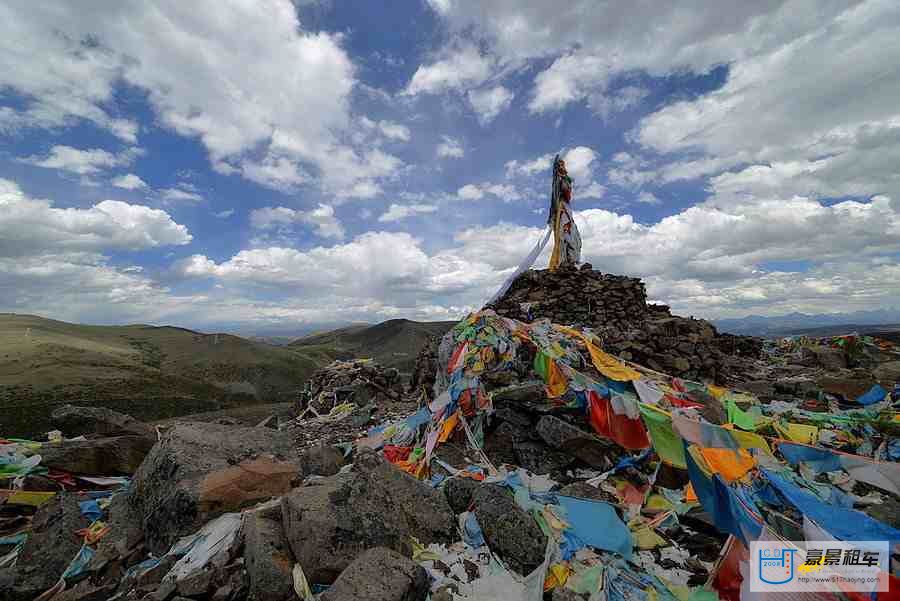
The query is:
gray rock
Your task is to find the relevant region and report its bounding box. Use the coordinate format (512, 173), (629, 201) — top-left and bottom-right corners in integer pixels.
(443, 477), (480, 514)
(535, 415), (618, 469)
(176, 568), (214, 597)
(40, 435), (154, 475)
(5, 493), (89, 601)
(244, 509), (295, 601)
(298, 444), (345, 478)
(127, 422), (299, 553)
(281, 450), (456, 585)
(557, 482), (618, 504)
(472, 485), (547, 576)
(51, 404), (154, 439)
(809, 346), (847, 371)
(874, 360), (900, 386)
(319, 547), (428, 601)
(513, 439), (575, 474)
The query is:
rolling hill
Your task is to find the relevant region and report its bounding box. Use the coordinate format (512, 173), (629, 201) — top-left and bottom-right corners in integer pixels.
(289, 318), (457, 372)
(0, 314), (343, 436)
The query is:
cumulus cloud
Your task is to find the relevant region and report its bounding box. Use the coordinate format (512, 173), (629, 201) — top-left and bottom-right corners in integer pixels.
(111, 173), (148, 190)
(366, 119), (411, 142)
(505, 147), (596, 182)
(637, 191), (661, 205)
(160, 186), (204, 204)
(378, 203), (438, 223)
(505, 153), (554, 178)
(0, 1), (402, 199)
(429, 1), (851, 112)
(457, 183), (523, 202)
(436, 136), (465, 159)
(467, 85), (514, 124)
(580, 182), (606, 199)
(404, 44), (492, 95)
(250, 205), (345, 239)
(0, 178), (191, 257)
(19, 145), (139, 175)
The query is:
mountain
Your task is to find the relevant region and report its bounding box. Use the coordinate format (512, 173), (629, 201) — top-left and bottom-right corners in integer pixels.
(713, 308), (900, 336)
(289, 318), (457, 372)
(0, 314), (344, 436)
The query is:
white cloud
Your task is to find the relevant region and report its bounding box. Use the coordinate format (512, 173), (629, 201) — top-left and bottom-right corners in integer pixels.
(250, 205), (344, 239)
(446, 189), (900, 318)
(214, 209), (235, 219)
(238, 155), (309, 192)
(376, 120), (411, 142)
(430, 1), (852, 114)
(378, 203), (438, 223)
(437, 136), (465, 159)
(637, 191), (661, 205)
(19, 145), (138, 175)
(580, 181), (606, 199)
(457, 182), (523, 202)
(504, 147), (596, 182)
(404, 44), (492, 95)
(632, 2), (900, 205)
(0, 2), (402, 199)
(589, 86), (649, 119)
(505, 153), (554, 178)
(0, 178), (191, 257)
(530, 53), (613, 113)
(467, 85), (514, 124)
(111, 173), (148, 190)
(562, 146), (596, 181)
(457, 184), (484, 200)
(160, 187), (204, 204)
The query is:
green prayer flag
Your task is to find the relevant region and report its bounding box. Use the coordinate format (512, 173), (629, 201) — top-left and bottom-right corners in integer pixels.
(639, 404), (687, 469)
(726, 396), (760, 431)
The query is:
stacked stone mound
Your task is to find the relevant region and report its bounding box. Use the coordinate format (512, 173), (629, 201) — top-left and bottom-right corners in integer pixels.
(300, 359), (404, 414)
(409, 335), (440, 394)
(486, 266), (763, 383)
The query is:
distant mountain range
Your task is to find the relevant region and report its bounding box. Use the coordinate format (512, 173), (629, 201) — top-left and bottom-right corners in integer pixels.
(713, 308), (900, 336)
(0, 314), (456, 436)
(289, 318), (456, 372)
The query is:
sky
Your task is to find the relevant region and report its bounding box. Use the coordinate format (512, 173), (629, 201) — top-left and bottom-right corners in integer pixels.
(2, 0), (900, 333)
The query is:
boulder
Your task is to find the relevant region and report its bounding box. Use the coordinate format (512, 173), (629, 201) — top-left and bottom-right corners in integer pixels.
(244, 507), (295, 601)
(127, 422), (299, 553)
(319, 547), (429, 601)
(874, 360), (900, 386)
(5, 493), (89, 601)
(281, 451), (456, 585)
(557, 482), (618, 504)
(39, 435), (154, 475)
(472, 485), (547, 576)
(51, 404), (154, 439)
(298, 443), (345, 478)
(535, 415), (618, 469)
(513, 439), (574, 475)
(815, 374), (875, 400)
(808, 346), (847, 371)
(443, 476), (481, 514)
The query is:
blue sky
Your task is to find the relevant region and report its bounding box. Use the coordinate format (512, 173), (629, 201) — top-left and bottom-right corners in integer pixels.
(2, 1), (900, 333)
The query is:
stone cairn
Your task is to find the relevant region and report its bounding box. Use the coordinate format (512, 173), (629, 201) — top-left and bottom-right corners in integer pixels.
(485, 265), (763, 384)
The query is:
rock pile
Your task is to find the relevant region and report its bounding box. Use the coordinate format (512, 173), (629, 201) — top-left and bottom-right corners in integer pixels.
(486, 266), (763, 383)
(3, 290), (900, 601)
(297, 359), (404, 416)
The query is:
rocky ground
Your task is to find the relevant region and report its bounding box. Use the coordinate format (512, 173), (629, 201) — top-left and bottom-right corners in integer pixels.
(1, 269), (898, 601)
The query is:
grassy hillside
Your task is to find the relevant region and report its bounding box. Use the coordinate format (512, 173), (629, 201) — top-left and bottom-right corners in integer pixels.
(0, 314), (342, 437)
(290, 318), (457, 372)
